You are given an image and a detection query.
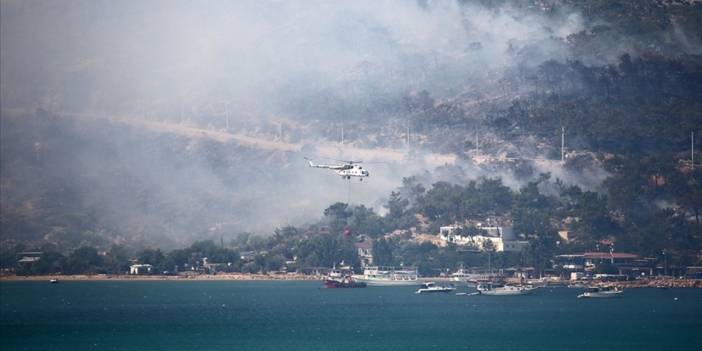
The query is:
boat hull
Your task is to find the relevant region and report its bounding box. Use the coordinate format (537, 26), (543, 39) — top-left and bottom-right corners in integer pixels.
(479, 289), (533, 296)
(324, 279), (367, 288)
(353, 277), (418, 286)
(416, 288), (455, 294)
(577, 291), (622, 298)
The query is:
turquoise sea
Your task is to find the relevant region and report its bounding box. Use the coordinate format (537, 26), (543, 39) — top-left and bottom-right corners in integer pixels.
(1, 281), (701, 350)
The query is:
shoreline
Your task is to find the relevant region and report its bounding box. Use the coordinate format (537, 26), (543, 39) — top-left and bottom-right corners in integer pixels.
(0, 273), (321, 282)
(2, 275), (700, 288)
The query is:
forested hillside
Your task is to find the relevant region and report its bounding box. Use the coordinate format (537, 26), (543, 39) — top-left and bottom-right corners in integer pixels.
(1, 0), (701, 273)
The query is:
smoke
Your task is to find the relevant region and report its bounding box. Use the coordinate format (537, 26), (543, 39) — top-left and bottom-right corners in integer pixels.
(1, 0), (692, 247)
(1, 0), (589, 115)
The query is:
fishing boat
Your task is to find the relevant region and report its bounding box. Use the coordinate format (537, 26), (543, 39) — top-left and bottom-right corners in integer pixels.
(324, 268), (366, 288)
(353, 266), (418, 286)
(415, 282), (456, 294)
(476, 282), (535, 296)
(577, 286), (622, 298)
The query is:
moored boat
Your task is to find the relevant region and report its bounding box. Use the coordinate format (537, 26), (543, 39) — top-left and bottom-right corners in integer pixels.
(415, 282), (455, 294)
(353, 266), (418, 286)
(324, 268), (366, 288)
(577, 286), (622, 298)
(451, 268), (501, 284)
(476, 282), (535, 296)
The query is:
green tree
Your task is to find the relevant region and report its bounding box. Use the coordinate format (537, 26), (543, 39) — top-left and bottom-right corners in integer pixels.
(104, 245), (129, 274)
(372, 238), (395, 266)
(324, 202), (351, 234)
(63, 246), (103, 274)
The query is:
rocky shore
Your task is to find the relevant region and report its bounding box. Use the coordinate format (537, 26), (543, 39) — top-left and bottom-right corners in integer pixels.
(608, 277), (702, 289)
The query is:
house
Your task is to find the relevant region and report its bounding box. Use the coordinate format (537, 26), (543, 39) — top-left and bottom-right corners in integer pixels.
(129, 264), (153, 275)
(439, 225), (527, 252)
(17, 251), (42, 264)
(202, 257), (225, 274)
(16, 252), (43, 273)
(355, 237), (374, 267)
(240, 251), (256, 261)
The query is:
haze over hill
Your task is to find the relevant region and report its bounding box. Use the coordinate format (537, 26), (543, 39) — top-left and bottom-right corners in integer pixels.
(1, 0), (701, 254)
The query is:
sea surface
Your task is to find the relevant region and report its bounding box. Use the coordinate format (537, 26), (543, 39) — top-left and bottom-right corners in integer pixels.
(1, 281), (701, 350)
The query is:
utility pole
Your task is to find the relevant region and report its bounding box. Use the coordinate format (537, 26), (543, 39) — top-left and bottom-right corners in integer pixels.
(561, 126), (565, 163)
(224, 102), (230, 130)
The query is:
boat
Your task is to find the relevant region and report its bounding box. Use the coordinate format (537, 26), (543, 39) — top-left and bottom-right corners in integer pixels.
(577, 286), (623, 298)
(353, 266), (418, 286)
(450, 268), (500, 283)
(415, 282), (456, 294)
(476, 282), (535, 296)
(323, 269), (366, 288)
(49, 279), (59, 284)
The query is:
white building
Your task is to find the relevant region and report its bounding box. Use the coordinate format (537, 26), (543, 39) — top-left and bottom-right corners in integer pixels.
(439, 224), (528, 252)
(354, 239), (374, 267)
(129, 264), (153, 275)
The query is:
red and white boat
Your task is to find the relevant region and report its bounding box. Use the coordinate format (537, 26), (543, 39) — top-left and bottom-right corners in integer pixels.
(324, 269), (367, 288)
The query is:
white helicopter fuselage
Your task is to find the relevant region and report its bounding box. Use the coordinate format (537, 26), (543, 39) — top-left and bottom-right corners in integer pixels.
(307, 159), (369, 180)
(335, 166), (369, 179)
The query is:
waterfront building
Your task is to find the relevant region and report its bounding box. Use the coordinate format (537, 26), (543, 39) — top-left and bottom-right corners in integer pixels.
(354, 236), (374, 267)
(438, 224), (527, 252)
(555, 252), (657, 278)
(129, 264), (153, 275)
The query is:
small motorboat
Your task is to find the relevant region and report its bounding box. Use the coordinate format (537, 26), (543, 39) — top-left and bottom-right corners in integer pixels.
(577, 286), (623, 298)
(415, 282), (456, 294)
(476, 282), (535, 296)
(49, 279), (59, 284)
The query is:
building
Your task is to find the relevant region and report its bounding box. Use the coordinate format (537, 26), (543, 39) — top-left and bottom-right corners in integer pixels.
(555, 252), (656, 278)
(17, 252), (42, 264)
(439, 225), (527, 252)
(355, 237), (374, 267)
(240, 251), (256, 261)
(16, 252), (43, 273)
(202, 257), (225, 274)
(129, 264), (153, 275)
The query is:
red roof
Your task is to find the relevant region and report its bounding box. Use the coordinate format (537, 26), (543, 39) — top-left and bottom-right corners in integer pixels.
(583, 252), (638, 259)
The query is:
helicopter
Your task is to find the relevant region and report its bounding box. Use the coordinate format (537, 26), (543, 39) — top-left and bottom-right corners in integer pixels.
(305, 157), (370, 180)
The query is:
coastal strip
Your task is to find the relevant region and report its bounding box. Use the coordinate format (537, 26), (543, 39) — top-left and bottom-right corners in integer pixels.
(0, 273), (321, 282)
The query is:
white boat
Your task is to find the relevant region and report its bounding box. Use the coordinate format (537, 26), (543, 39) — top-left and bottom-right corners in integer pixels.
(353, 266), (418, 286)
(415, 282), (456, 294)
(577, 286), (623, 298)
(476, 282), (535, 296)
(450, 269), (499, 283)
